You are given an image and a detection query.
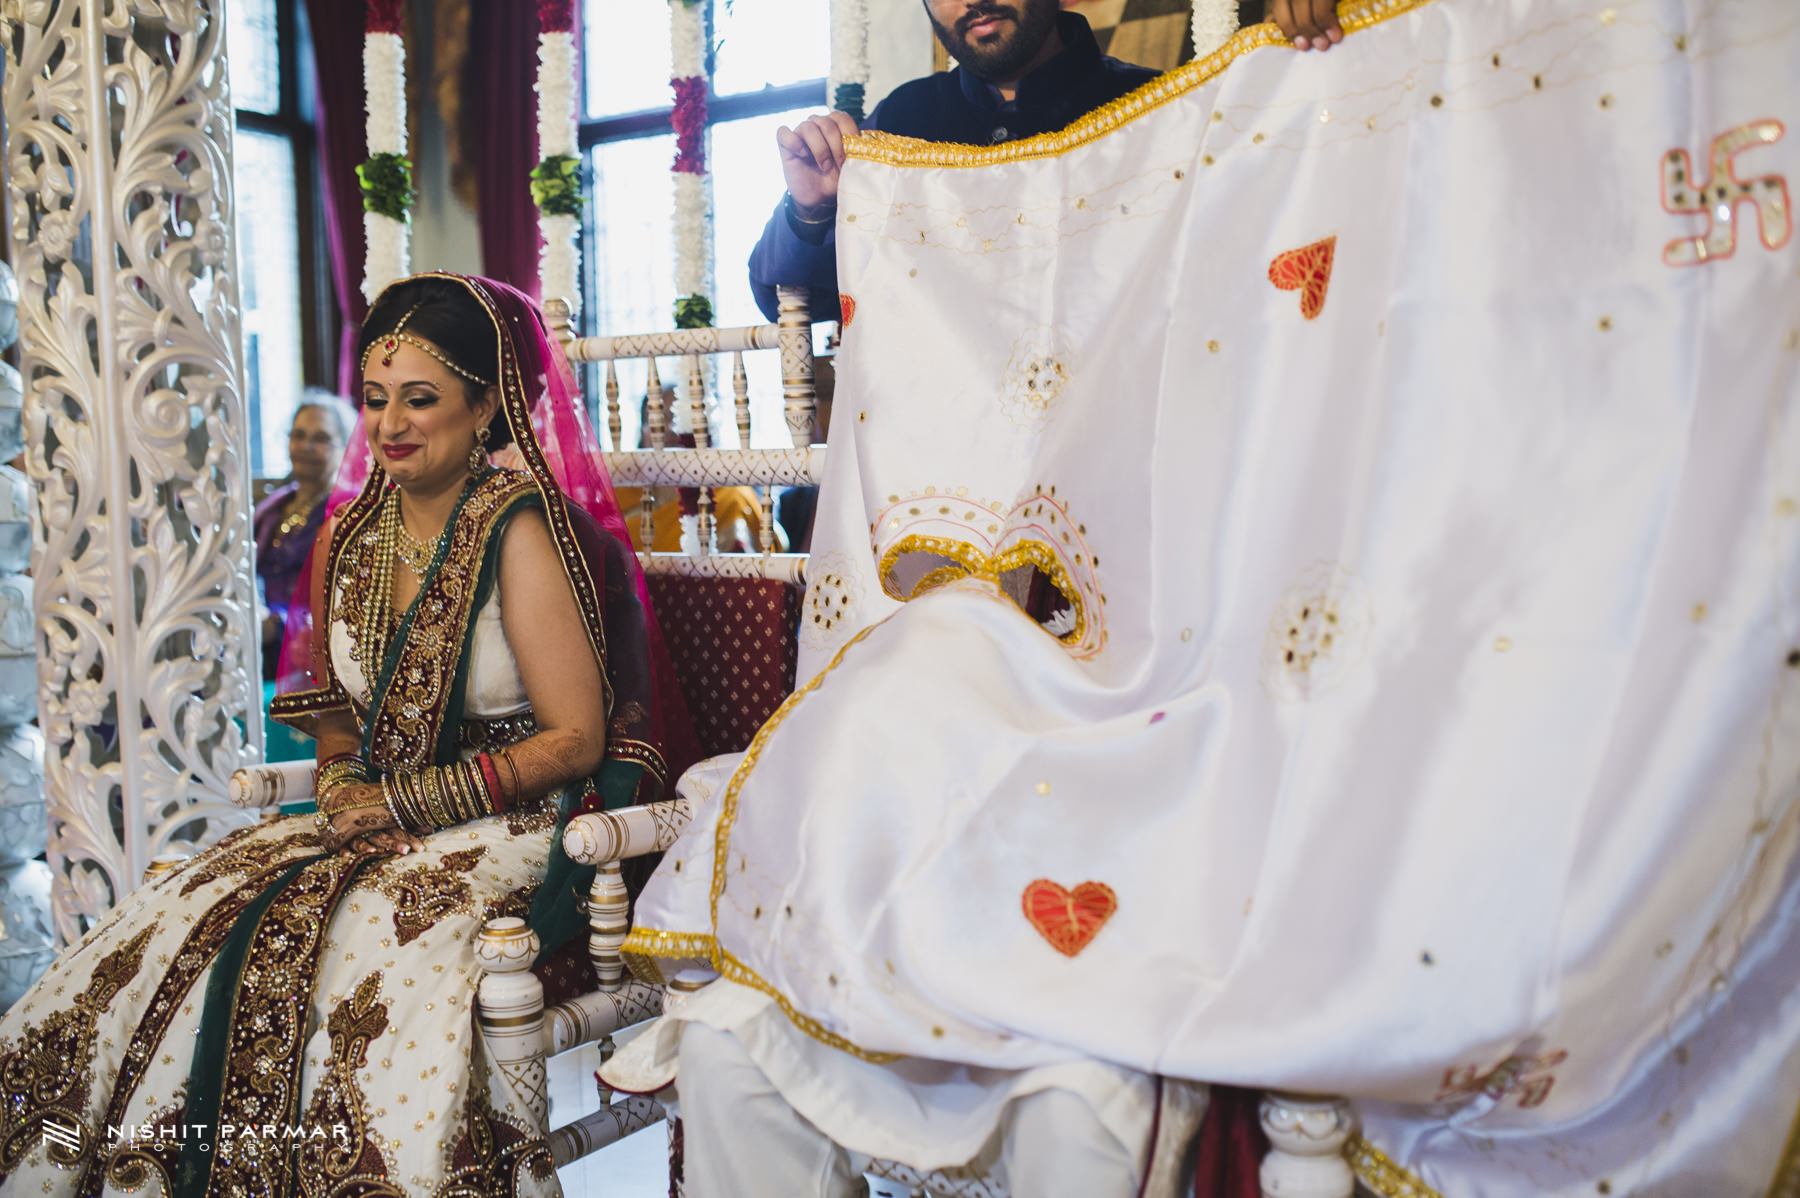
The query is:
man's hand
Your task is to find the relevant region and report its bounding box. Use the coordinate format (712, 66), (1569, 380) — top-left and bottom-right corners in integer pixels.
(776, 111), (861, 212)
(1271, 0), (1343, 50)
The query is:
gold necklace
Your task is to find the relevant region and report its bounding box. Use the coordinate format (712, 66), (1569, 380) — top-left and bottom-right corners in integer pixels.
(354, 490), (402, 672)
(393, 511), (443, 577)
(275, 492), (322, 539)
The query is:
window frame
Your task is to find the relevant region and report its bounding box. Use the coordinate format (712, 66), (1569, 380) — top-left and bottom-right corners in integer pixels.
(574, 2), (829, 340)
(232, 0), (334, 428)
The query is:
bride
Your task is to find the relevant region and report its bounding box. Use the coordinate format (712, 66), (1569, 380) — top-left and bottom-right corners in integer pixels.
(0, 272), (691, 1197)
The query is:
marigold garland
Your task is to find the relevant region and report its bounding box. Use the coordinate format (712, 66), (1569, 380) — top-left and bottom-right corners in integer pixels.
(365, 0), (403, 35)
(671, 76), (710, 176)
(536, 0), (574, 33)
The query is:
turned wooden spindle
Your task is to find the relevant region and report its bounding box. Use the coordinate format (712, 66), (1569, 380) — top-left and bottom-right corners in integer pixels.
(645, 357), (666, 449)
(587, 861), (631, 990)
(775, 286), (815, 448)
(686, 353), (710, 449)
(142, 852), (187, 884)
(731, 350), (751, 449)
(475, 918), (549, 1132)
(1259, 1092), (1355, 1198)
(604, 359), (622, 452)
(543, 297), (573, 347)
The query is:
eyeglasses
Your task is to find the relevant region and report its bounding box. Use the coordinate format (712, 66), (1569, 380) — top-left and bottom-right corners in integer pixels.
(289, 430), (343, 448)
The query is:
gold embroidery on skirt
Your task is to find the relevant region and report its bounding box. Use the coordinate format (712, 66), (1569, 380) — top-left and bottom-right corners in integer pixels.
(179, 830), (320, 897)
(370, 848), (488, 947)
(296, 972), (403, 1195)
(0, 925), (157, 1176)
(433, 1078), (554, 1197)
(207, 854), (370, 1198)
(85, 863), (309, 1194)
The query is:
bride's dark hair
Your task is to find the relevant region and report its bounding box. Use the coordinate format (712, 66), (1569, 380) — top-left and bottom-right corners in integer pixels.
(357, 275), (515, 451)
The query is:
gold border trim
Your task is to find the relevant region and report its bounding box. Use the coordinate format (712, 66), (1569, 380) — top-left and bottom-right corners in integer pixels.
(1346, 1133), (1445, 1198)
(622, 924), (903, 1065)
(624, 623), (911, 1064)
(1768, 1094), (1800, 1198)
(847, 0), (1444, 169)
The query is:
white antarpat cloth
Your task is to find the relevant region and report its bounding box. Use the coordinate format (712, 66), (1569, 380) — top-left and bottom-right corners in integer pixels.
(611, 0), (1800, 1191)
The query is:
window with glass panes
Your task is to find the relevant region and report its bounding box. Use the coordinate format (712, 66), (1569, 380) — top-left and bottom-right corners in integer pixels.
(229, 0), (328, 479)
(581, 0), (827, 449)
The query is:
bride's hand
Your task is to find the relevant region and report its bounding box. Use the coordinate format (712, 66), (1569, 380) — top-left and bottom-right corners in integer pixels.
(317, 784), (425, 854)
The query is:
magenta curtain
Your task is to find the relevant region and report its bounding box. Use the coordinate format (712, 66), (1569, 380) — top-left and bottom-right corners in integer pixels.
(302, 0), (371, 395)
(465, 1), (545, 299)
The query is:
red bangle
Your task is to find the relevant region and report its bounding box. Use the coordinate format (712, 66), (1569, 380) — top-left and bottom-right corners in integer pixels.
(475, 752), (508, 813)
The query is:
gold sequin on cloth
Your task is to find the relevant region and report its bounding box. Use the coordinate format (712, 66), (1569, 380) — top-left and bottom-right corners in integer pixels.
(81, 858), (321, 1196)
(368, 847), (488, 946)
(1000, 327), (1078, 431)
(1344, 1134), (1445, 1198)
(203, 853), (373, 1198)
(457, 711), (537, 753)
(103, 1103), (186, 1194)
(0, 925), (157, 1177)
(1260, 562), (1376, 703)
(294, 972), (402, 1194)
(871, 484), (1107, 658)
(432, 1078), (554, 1197)
(178, 829), (320, 897)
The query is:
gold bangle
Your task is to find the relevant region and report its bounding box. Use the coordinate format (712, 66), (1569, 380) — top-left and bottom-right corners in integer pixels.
(422, 767), (450, 831)
(446, 766), (475, 820)
(380, 774), (408, 833)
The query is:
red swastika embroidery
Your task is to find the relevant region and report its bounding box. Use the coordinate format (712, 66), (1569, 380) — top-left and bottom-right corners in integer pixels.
(1661, 120), (1791, 266)
(1436, 1049), (1568, 1110)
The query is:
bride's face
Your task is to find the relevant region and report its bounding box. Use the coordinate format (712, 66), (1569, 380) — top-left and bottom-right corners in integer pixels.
(360, 340), (499, 495)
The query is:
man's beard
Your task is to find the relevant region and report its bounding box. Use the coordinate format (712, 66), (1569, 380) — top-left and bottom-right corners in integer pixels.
(928, 0), (1060, 82)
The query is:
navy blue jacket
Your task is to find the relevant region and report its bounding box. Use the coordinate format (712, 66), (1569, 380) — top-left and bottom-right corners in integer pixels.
(747, 11), (1158, 322)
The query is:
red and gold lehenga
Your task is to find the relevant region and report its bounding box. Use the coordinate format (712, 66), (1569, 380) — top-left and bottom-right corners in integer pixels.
(0, 274), (694, 1197)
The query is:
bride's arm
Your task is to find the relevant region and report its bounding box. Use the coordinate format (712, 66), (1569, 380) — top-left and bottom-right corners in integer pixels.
(490, 507), (609, 801)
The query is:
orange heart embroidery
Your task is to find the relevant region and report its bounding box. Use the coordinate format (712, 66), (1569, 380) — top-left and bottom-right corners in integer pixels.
(839, 293), (857, 328)
(1022, 879), (1117, 958)
(1267, 235), (1336, 320)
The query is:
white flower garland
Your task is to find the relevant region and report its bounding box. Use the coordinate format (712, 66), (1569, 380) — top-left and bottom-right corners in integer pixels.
(670, 0), (712, 333)
(672, 172), (710, 299)
(536, 33), (579, 159)
(362, 30), (408, 301)
(363, 34), (405, 154)
(536, 29), (582, 312)
(670, 0), (705, 79)
(1190, 0), (1239, 58)
(828, 0), (869, 115)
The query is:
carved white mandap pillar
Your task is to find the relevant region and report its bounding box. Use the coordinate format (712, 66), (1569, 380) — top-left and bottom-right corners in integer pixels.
(2, 0), (261, 943)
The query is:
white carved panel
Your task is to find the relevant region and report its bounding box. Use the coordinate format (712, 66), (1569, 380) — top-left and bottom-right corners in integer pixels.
(3, 0), (260, 943)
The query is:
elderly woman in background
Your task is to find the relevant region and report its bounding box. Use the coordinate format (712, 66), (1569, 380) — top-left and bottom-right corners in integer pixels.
(253, 388), (352, 678)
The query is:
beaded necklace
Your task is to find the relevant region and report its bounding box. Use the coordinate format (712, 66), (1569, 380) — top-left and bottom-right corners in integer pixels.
(393, 515), (443, 577)
(356, 490), (403, 673)
(274, 492), (323, 540)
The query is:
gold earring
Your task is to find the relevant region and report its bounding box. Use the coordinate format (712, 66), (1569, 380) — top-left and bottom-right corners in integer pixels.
(468, 424), (491, 475)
